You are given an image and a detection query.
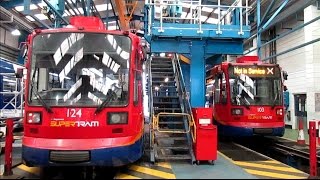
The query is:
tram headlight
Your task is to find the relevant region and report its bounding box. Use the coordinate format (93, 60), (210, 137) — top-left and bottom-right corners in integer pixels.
(231, 108), (243, 115)
(276, 108), (283, 116)
(107, 112), (128, 125)
(27, 112), (42, 124)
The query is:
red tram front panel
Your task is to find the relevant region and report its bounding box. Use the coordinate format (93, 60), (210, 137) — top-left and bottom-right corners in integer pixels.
(22, 16), (144, 167)
(208, 58), (285, 136)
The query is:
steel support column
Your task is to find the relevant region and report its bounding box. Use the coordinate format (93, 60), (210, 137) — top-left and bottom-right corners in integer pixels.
(257, 0), (261, 58)
(190, 41), (205, 107)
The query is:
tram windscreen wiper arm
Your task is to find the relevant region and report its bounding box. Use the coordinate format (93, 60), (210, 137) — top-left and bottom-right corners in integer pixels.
(31, 85), (53, 113)
(95, 89), (118, 114)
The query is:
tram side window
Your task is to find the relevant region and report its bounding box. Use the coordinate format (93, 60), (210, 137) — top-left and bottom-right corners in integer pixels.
(221, 73), (227, 103)
(134, 50), (141, 106)
(214, 72), (227, 104)
(214, 76), (220, 104)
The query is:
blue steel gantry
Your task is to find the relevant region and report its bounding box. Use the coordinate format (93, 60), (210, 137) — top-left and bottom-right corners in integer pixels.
(144, 0), (251, 107)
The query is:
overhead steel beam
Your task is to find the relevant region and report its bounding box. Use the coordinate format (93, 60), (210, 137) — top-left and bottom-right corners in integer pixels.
(259, 0), (276, 25)
(113, 0), (130, 30)
(65, 1), (79, 16)
(260, 0), (316, 33)
(262, 38), (320, 62)
(245, 15), (320, 55)
(0, 0), (42, 9)
(110, 0), (120, 29)
(29, 14), (51, 28)
(259, 0), (289, 32)
(0, 6), (33, 32)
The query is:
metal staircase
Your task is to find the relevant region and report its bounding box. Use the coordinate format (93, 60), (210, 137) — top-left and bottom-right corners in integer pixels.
(148, 55), (196, 163)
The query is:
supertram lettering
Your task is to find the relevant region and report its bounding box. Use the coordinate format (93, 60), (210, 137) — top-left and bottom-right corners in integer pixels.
(50, 121), (99, 127)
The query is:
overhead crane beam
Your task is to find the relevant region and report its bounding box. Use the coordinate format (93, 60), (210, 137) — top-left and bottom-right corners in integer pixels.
(113, 0), (138, 31)
(114, 0), (130, 30)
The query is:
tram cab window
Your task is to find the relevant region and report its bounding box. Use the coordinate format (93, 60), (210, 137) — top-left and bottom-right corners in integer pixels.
(214, 72), (227, 104)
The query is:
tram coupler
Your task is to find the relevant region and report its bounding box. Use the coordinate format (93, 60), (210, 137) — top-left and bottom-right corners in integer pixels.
(308, 121), (318, 178)
(3, 118), (13, 176)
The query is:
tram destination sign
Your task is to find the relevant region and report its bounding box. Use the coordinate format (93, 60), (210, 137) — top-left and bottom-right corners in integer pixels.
(230, 65), (280, 77)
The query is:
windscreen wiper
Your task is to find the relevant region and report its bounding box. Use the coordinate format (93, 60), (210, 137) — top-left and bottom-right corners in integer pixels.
(239, 95), (250, 110)
(31, 84), (53, 113)
(95, 88), (119, 114)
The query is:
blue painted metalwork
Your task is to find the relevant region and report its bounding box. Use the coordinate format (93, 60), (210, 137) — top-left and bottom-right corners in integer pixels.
(180, 63), (190, 94)
(23, 0), (31, 14)
(257, 0), (261, 58)
(190, 41), (205, 107)
(43, 0), (68, 27)
(147, 23), (250, 39)
(206, 54), (223, 66)
(150, 40), (243, 55)
(144, 1), (250, 107)
(260, 0), (276, 25)
(260, 0), (289, 32)
(231, 8), (240, 25)
(0, 0), (42, 9)
(81, 0), (88, 16)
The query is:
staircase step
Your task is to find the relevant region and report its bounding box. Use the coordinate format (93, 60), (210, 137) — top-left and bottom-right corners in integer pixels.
(157, 128), (186, 132)
(153, 96), (179, 99)
(158, 122), (184, 125)
(156, 154), (191, 160)
(157, 145), (189, 150)
(152, 57), (172, 61)
(152, 85), (177, 88)
(152, 72), (174, 75)
(156, 136), (187, 140)
(151, 68), (174, 71)
(152, 81), (176, 84)
(155, 107), (181, 111)
(151, 64), (172, 67)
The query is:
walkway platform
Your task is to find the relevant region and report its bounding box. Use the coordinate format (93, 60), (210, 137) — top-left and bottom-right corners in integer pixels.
(0, 138), (309, 179)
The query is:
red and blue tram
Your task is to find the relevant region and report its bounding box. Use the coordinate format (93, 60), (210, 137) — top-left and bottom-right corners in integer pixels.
(22, 16), (144, 167)
(206, 56), (286, 136)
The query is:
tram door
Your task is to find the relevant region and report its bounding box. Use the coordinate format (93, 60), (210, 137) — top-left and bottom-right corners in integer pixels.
(294, 94), (307, 130)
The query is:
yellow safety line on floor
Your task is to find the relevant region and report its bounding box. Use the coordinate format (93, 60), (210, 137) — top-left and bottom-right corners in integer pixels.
(129, 165), (176, 179)
(115, 173), (141, 179)
(17, 164), (40, 176)
(156, 162), (172, 169)
(218, 151), (234, 162)
(244, 169), (307, 179)
(234, 161), (306, 174)
(257, 160), (282, 165)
